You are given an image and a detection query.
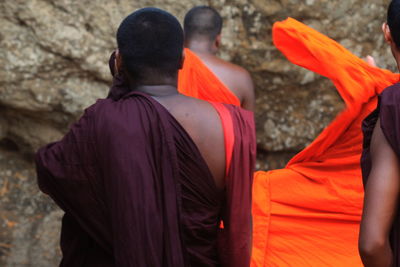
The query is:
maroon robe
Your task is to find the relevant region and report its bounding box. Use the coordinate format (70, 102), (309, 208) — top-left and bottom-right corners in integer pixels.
(35, 90), (256, 266)
(361, 82), (400, 266)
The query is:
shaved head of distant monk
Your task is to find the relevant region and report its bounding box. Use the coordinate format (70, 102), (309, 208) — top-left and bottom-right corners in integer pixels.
(184, 6), (255, 110)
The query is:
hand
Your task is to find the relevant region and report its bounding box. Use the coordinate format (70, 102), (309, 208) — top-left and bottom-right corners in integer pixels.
(364, 55), (377, 67)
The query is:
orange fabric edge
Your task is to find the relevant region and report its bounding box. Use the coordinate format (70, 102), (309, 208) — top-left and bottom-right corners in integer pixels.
(178, 48), (241, 107)
(209, 102), (235, 177)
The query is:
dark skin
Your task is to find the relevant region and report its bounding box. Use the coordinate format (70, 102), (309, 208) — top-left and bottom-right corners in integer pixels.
(115, 51), (226, 189)
(185, 35), (255, 111)
(359, 23), (400, 266)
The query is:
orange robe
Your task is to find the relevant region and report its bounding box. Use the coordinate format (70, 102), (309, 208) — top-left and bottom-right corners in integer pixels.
(178, 48), (241, 106)
(251, 18), (399, 267)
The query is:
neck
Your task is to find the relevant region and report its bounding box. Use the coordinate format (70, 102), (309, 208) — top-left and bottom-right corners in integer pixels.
(134, 84), (179, 97)
(185, 39), (217, 55)
(124, 71), (179, 95)
(390, 44), (400, 72)
(395, 54), (400, 72)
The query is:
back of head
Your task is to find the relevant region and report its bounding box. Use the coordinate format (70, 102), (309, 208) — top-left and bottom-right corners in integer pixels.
(117, 8), (184, 80)
(184, 6), (223, 42)
(388, 0), (400, 47)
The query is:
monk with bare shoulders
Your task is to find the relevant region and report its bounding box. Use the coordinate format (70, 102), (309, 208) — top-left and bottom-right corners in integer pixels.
(183, 6), (255, 111)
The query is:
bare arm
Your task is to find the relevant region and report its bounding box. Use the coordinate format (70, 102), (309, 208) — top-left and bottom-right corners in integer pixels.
(239, 70), (255, 112)
(359, 118), (400, 267)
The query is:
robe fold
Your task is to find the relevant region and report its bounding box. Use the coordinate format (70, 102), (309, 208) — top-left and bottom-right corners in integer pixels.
(36, 91), (256, 266)
(251, 18), (399, 267)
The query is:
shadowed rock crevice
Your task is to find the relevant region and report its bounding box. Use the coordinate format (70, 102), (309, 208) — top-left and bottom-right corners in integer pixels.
(0, 138), (20, 152)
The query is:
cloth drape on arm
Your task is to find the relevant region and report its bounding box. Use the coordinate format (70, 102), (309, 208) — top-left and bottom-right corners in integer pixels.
(178, 48), (241, 106)
(251, 18), (399, 267)
(36, 94), (187, 266)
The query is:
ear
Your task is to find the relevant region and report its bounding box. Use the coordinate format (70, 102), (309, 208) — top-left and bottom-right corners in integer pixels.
(178, 49), (185, 70)
(383, 22), (393, 44)
(215, 34), (222, 49)
(115, 49), (123, 75)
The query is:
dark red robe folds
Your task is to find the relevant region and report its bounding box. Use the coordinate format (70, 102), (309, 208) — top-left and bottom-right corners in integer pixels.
(35, 89), (256, 266)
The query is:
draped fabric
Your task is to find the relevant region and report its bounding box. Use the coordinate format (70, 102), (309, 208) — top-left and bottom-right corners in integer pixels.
(361, 83), (400, 266)
(178, 48), (241, 106)
(36, 91), (256, 266)
(251, 18), (400, 267)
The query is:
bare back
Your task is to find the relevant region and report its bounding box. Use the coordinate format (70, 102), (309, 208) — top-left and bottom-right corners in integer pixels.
(153, 94), (226, 189)
(197, 53), (255, 111)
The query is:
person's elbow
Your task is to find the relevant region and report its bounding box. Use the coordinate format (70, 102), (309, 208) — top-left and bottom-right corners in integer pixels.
(358, 235), (386, 260)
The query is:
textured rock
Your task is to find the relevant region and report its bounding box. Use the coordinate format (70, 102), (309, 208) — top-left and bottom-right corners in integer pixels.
(0, 148), (62, 266)
(0, 0), (394, 264)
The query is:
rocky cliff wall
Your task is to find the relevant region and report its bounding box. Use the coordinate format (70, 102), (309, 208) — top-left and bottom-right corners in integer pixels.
(0, 0), (394, 265)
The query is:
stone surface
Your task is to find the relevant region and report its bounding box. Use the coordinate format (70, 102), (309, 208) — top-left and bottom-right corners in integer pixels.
(0, 148), (62, 266)
(0, 0), (394, 264)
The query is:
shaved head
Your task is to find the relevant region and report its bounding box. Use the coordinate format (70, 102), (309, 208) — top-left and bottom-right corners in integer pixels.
(184, 6), (223, 42)
(388, 0), (400, 47)
(117, 8), (184, 79)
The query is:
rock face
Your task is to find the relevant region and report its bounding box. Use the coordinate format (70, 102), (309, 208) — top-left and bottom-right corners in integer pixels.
(0, 147), (62, 266)
(0, 0), (394, 265)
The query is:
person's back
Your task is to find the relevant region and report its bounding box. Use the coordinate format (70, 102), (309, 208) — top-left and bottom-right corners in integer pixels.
(184, 6), (255, 111)
(154, 94), (225, 186)
(155, 93), (255, 266)
(35, 8), (255, 267)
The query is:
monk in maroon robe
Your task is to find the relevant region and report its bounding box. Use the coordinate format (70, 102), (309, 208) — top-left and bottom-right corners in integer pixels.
(360, 1), (400, 266)
(35, 7), (256, 267)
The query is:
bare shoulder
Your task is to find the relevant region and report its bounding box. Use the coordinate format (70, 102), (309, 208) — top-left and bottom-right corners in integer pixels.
(218, 57), (252, 82)
(161, 95), (219, 124)
(233, 64), (253, 90)
(199, 54), (255, 110)
(217, 58), (255, 110)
